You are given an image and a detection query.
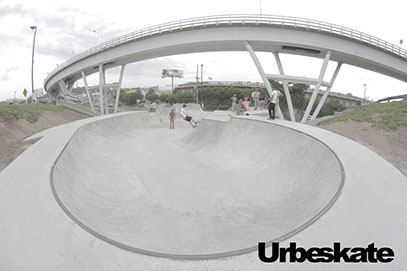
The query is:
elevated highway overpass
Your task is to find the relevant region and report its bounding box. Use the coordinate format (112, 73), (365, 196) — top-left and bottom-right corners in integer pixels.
(44, 14), (407, 122)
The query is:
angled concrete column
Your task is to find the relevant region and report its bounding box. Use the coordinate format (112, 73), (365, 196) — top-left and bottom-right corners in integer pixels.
(81, 71), (96, 113)
(67, 81), (74, 94)
(57, 80), (68, 95)
(273, 52), (296, 122)
(245, 42), (284, 120)
(310, 62), (342, 121)
(301, 51), (332, 123)
(98, 64), (104, 115)
(114, 64), (126, 113)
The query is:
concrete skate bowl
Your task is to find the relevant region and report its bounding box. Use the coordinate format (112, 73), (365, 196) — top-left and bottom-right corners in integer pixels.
(51, 112), (344, 259)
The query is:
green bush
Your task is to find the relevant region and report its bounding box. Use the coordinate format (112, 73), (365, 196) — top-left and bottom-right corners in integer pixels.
(146, 93), (159, 102)
(318, 100), (345, 117)
(124, 91), (143, 105)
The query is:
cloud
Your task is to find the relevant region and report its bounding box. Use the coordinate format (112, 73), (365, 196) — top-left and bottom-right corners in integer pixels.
(0, 73), (10, 81)
(0, 66), (23, 82)
(0, 3), (132, 62)
(125, 58), (186, 79)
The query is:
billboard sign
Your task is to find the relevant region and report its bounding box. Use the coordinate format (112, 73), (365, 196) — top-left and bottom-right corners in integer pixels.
(162, 69), (183, 78)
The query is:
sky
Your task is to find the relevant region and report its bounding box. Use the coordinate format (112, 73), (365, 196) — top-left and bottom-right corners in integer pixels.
(0, 0), (406, 101)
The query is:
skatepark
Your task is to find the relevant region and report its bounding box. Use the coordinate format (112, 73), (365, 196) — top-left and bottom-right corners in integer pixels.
(1, 14), (407, 270)
(1, 104), (407, 270)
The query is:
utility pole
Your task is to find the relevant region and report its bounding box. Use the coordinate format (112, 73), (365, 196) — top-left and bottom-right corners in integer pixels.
(30, 26), (37, 103)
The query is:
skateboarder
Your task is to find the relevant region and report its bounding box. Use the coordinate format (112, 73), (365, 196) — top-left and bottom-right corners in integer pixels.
(180, 104), (198, 128)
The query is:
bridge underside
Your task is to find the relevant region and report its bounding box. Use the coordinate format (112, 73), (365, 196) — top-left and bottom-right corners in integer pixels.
(45, 26), (407, 121)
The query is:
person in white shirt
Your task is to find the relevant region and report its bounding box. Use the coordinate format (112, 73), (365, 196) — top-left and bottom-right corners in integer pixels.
(268, 86), (278, 120)
(180, 104), (198, 128)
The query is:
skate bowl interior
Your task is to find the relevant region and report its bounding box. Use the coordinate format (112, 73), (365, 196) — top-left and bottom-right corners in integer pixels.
(51, 112), (344, 259)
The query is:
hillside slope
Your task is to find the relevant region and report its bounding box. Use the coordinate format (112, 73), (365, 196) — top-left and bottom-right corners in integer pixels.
(0, 105), (88, 171)
(316, 100), (407, 176)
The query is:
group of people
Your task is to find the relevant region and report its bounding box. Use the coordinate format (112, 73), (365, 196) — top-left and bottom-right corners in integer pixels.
(168, 86), (282, 130)
(231, 86), (282, 119)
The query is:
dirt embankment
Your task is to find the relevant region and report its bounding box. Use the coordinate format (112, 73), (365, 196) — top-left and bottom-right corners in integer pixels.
(0, 110), (88, 172)
(316, 119), (407, 177)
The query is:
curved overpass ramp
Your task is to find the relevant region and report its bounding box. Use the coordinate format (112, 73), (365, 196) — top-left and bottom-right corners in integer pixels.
(43, 15), (407, 121)
(44, 14), (407, 92)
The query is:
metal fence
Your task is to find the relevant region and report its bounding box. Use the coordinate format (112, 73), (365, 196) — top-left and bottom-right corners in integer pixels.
(44, 14), (407, 85)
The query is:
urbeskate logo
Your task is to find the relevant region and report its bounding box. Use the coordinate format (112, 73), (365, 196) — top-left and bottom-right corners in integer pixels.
(258, 242), (394, 263)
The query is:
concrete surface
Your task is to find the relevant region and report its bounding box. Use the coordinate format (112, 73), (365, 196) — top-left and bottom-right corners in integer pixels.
(0, 110), (406, 270)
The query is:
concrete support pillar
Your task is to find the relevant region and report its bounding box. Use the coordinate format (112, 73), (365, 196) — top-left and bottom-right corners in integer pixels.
(273, 52), (296, 122)
(98, 64), (104, 115)
(67, 81), (74, 94)
(81, 71), (96, 114)
(310, 62), (342, 121)
(57, 80), (68, 96)
(103, 69), (108, 115)
(114, 64), (126, 113)
(245, 42), (284, 120)
(301, 51), (332, 123)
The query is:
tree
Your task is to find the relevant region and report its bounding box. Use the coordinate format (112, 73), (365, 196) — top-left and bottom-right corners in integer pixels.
(159, 94), (168, 103)
(118, 90), (127, 103)
(147, 88), (155, 95)
(146, 93), (159, 102)
(318, 99), (345, 117)
(125, 91), (143, 105)
(276, 83), (307, 117)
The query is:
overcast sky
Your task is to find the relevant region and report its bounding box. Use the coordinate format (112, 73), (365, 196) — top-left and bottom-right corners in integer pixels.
(0, 0), (406, 101)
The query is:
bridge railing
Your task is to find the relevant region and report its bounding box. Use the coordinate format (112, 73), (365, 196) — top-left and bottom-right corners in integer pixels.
(44, 14), (407, 86)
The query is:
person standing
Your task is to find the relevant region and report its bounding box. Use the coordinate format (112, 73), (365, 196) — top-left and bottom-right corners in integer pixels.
(231, 94), (237, 111)
(243, 95), (250, 111)
(169, 108), (176, 129)
(268, 86), (278, 120)
(252, 88), (261, 110)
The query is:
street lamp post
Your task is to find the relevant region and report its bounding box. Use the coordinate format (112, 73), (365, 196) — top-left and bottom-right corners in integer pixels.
(30, 26), (37, 103)
(200, 64), (204, 107)
(92, 30), (104, 43)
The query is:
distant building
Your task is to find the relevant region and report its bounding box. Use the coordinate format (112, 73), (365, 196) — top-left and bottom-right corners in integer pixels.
(33, 88), (44, 99)
(304, 89), (362, 107)
(175, 81), (265, 93)
(159, 90), (173, 95)
(123, 86), (160, 97)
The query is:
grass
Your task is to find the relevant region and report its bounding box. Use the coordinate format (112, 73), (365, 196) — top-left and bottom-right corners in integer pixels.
(0, 104), (65, 123)
(318, 100), (407, 131)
